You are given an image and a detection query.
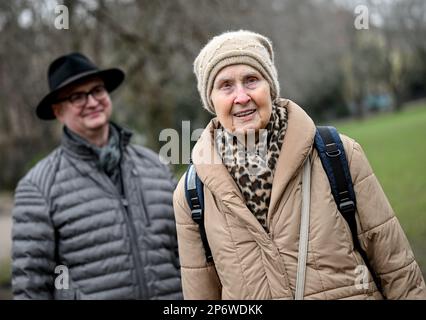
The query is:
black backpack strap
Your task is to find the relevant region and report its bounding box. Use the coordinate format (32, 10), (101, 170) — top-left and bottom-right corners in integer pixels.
(185, 164), (213, 263)
(315, 126), (357, 213)
(315, 126), (381, 291)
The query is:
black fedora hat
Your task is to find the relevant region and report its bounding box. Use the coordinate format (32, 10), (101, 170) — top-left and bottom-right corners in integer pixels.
(36, 52), (125, 120)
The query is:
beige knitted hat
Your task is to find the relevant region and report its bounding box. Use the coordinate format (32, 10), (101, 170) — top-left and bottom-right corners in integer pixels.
(194, 30), (280, 114)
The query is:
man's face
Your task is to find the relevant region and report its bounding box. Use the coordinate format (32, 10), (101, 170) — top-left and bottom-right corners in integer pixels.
(52, 77), (112, 137)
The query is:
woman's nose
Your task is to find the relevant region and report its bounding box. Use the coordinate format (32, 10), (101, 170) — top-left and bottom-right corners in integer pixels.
(233, 86), (251, 105)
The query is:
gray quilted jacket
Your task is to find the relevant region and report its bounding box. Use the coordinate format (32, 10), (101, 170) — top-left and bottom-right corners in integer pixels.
(12, 124), (182, 299)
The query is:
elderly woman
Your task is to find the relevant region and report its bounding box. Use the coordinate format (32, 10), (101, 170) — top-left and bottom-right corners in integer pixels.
(173, 30), (425, 300)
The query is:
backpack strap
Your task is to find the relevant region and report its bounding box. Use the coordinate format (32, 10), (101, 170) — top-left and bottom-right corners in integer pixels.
(184, 164), (213, 263)
(315, 126), (381, 291)
(315, 126), (357, 213)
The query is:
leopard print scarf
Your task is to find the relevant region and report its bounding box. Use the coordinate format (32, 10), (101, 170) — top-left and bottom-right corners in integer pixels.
(215, 104), (288, 230)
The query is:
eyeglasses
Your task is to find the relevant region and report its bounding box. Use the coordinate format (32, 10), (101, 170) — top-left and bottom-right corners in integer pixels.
(55, 85), (108, 108)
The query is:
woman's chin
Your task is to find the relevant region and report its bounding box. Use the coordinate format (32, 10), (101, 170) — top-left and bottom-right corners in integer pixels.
(233, 122), (261, 135)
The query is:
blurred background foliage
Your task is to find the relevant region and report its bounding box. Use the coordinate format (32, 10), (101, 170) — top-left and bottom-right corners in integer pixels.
(0, 0), (425, 188)
(0, 0), (425, 299)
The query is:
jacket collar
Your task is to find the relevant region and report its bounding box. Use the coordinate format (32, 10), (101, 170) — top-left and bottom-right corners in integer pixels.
(61, 121), (133, 160)
(267, 99), (315, 219)
(60, 122), (133, 196)
(192, 99), (315, 231)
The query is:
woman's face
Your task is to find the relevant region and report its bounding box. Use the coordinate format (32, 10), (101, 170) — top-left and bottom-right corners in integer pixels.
(210, 64), (272, 134)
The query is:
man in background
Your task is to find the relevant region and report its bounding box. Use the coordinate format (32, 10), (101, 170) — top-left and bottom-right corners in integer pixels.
(11, 52), (182, 299)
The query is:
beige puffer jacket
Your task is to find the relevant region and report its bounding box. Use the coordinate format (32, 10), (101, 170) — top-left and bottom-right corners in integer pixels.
(173, 99), (426, 300)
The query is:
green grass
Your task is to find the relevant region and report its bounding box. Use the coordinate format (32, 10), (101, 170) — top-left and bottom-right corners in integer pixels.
(0, 258), (12, 300)
(0, 258), (11, 287)
(333, 103), (426, 275)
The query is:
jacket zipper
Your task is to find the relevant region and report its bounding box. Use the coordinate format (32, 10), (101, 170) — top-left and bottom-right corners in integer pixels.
(122, 148), (151, 226)
(119, 168), (150, 299)
(132, 165), (151, 226)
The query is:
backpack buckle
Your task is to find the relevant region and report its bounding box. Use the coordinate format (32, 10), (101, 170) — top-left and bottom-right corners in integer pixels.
(339, 199), (355, 213)
(325, 143), (342, 157)
(191, 209), (203, 223)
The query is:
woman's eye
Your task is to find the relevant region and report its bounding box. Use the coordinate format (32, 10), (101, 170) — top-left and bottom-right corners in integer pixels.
(220, 82), (232, 90)
(246, 77), (258, 86)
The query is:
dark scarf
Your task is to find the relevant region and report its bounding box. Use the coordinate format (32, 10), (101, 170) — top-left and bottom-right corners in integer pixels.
(64, 124), (122, 179)
(215, 104), (288, 230)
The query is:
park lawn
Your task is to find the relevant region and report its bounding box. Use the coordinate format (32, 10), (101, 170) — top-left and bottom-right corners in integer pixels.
(0, 258), (11, 299)
(334, 103), (426, 274)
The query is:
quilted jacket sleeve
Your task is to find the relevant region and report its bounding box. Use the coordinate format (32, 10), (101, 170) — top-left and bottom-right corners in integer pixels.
(12, 178), (56, 299)
(173, 175), (222, 300)
(348, 138), (426, 299)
